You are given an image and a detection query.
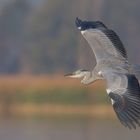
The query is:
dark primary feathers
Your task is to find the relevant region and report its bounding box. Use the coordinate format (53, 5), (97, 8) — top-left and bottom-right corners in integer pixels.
(107, 74), (140, 129)
(75, 17), (107, 30)
(102, 29), (127, 59)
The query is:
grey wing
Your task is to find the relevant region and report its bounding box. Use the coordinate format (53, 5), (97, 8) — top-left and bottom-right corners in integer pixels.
(104, 72), (140, 129)
(81, 28), (127, 63)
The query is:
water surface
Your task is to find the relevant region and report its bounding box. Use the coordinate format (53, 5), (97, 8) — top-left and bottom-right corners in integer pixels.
(0, 117), (140, 140)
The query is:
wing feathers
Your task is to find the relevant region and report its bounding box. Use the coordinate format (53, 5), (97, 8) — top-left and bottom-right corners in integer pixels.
(81, 28), (128, 63)
(112, 94), (140, 129)
(102, 29), (127, 59)
(108, 74), (140, 129)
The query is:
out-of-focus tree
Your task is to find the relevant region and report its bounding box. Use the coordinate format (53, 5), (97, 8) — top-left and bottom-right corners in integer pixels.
(0, 0), (140, 74)
(25, 0), (104, 74)
(0, 0), (30, 73)
(102, 0), (140, 63)
(25, 0), (78, 74)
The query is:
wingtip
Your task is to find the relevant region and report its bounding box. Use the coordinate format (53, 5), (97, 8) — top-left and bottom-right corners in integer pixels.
(75, 17), (82, 28)
(112, 93), (140, 129)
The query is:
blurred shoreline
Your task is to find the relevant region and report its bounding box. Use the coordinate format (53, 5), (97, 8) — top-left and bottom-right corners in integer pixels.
(3, 104), (115, 119)
(0, 75), (114, 119)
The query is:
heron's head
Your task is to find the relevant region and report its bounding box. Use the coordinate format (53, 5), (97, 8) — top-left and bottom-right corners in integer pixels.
(75, 17), (107, 31)
(65, 69), (88, 78)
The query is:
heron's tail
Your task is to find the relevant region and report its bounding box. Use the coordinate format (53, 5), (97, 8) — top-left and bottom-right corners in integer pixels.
(131, 64), (140, 80)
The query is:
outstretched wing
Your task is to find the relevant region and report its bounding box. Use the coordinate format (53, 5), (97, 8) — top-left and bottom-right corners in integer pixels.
(81, 28), (127, 63)
(104, 72), (140, 129)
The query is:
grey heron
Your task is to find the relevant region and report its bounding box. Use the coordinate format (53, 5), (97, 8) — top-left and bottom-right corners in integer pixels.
(65, 18), (140, 129)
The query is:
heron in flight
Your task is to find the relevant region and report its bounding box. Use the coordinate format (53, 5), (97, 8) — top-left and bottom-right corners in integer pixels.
(65, 18), (140, 129)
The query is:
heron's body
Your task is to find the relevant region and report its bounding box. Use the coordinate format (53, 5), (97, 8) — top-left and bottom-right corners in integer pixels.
(65, 18), (140, 129)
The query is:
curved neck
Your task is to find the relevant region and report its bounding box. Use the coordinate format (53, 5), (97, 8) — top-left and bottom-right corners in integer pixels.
(81, 71), (91, 83)
(81, 70), (102, 84)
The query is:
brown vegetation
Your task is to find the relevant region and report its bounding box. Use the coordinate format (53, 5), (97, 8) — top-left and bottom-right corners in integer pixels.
(0, 74), (105, 92)
(0, 75), (111, 118)
(9, 104), (115, 119)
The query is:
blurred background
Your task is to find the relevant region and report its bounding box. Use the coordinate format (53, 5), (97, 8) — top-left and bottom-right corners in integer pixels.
(0, 0), (140, 139)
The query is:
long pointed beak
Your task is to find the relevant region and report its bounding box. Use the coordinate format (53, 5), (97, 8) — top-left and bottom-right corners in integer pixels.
(64, 73), (80, 78)
(64, 73), (73, 77)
